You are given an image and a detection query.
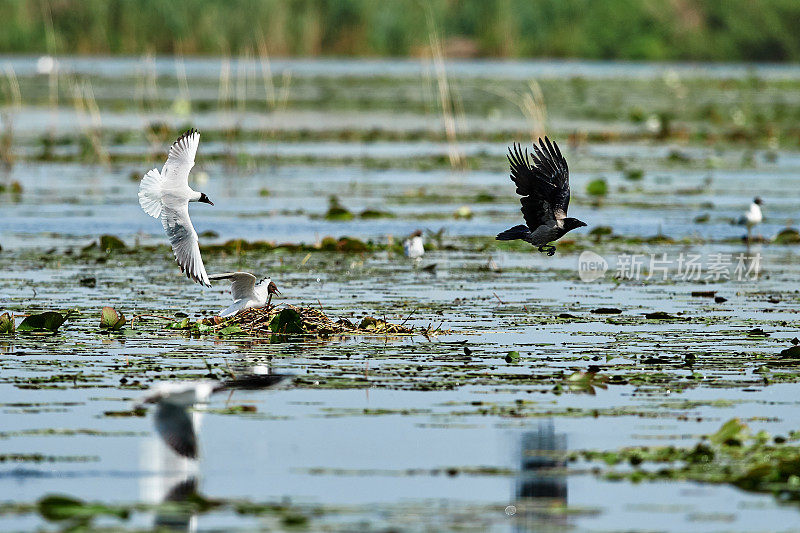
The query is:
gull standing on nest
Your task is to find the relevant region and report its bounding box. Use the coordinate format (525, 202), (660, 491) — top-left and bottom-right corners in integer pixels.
(209, 272), (280, 318)
(138, 128), (214, 286)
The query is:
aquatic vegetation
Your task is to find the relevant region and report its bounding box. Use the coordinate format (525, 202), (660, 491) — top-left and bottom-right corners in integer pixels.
(586, 178), (608, 196)
(17, 311), (73, 333)
(774, 228), (800, 244)
(582, 419), (800, 504)
(81, 235), (127, 254)
(165, 305), (423, 338)
(0, 312), (13, 334)
(99, 307), (126, 330)
(359, 208), (394, 219)
(324, 195), (354, 221)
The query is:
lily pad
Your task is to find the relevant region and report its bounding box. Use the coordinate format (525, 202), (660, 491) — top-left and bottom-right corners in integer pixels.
(99, 235), (127, 252)
(780, 346), (800, 358)
(591, 307), (622, 314)
(505, 351), (520, 363)
(644, 311), (674, 319)
(219, 325), (244, 336)
(709, 418), (749, 446)
(586, 178), (608, 196)
(167, 317), (191, 330)
(270, 309), (304, 334)
(38, 494), (129, 522)
(18, 311), (68, 333)
(99, 307), (126, 330)
(0, 312), (13, 334)
(774, 228), (800, 244)
(691, 290), (716, 298)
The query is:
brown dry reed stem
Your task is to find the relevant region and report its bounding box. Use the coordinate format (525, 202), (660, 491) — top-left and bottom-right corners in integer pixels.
(3, 65), (21, 109)
(174, 52), (191, 106)
(69, 78), (109, 165)
(256, 31), (277, 110)
(483, 80), (547, 143)
(218, 55), (231, 110)
(0, 112), (14, 170)
(425, 9), (464, 170)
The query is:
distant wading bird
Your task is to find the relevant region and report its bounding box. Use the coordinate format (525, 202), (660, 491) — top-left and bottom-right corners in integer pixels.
(496, 137), (586, 256)
(403, 230), (425, 259)
(738, 197), (763, 242)
(138, 129), (213, 286)
(208, 272), (280, 318)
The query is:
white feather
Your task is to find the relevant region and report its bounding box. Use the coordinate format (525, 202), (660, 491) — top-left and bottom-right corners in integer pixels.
(138, 168), (164, 219)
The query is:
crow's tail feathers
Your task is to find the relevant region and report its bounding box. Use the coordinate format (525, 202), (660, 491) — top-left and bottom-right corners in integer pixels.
(496, 224), (530, 241)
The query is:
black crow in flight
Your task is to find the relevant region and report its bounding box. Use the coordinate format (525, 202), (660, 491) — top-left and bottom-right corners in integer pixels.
(496, 137), (586, 256)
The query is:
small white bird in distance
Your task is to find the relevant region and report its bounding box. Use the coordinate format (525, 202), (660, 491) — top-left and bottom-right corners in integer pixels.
(739, 197), (763, 241)
(209, 272), (281, 318)
(138, 128), (214, 286)
(403, 230), (425, 259)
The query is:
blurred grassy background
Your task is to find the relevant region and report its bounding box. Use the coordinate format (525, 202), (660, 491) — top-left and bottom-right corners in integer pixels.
(1, 0), (798, 61)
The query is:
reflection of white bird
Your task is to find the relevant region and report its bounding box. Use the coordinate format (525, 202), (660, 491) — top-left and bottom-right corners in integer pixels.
(138, 373), (289, 531)
(138, 129), (214, 286)
(138, 381), (217, 459)
(738, 197), (763, 242)
(137, 374), (289, 458)
(208, 272), (281, 318)
(403, 230), (425, 259)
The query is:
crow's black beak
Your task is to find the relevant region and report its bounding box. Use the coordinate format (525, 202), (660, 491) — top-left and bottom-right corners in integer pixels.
(199, 193), (214, 206)
(268, 281), (280, 296)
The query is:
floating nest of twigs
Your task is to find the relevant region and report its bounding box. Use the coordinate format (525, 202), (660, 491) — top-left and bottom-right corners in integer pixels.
(176, 304), (440, 338)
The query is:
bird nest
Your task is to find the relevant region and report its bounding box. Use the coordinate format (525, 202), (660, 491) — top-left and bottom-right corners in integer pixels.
(194, 304), (432, 337)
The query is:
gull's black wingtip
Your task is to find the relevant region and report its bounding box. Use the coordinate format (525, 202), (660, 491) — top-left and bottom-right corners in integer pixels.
(175, 127), (199, 145)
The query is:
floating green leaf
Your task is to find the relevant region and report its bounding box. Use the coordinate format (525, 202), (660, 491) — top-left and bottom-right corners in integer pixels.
(710, 418), (749, 446)
(18, 311), (67, 333)
(774, 228), (800, 244)
(194, 322), (213, 334)
(37, 494), (129, 522)
(505, 351), (520, 363)
(167, 317), (191, 330)
(780, 346), (800, 358)
(586, 178), (608, 196)
(0, 312), (13, 334)
(99, 235), (127, 252)
(270, 309), (304, 334)
(99, 307), (126, 330)
(219, 325), (244, 336)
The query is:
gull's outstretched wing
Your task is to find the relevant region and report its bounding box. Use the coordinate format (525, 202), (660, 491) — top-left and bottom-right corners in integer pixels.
(161, 128), (200, 188)
(507, 137), (570, 228)
(208, 272), (257, 301)
(154, 402), (197, 459)
(161, 203), (210, 286)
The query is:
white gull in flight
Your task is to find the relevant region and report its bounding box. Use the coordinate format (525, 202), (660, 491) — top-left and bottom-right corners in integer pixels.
(138, 128), (213, 286)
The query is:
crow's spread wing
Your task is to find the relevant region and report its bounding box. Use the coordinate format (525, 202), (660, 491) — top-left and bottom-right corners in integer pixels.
(507, 137), (570, 228)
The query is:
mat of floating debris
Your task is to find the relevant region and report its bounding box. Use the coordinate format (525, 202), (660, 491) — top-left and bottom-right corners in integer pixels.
(166, 305), (440, 337)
